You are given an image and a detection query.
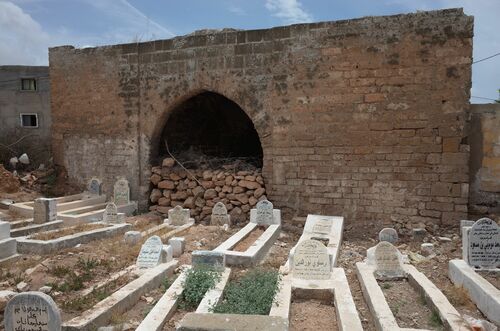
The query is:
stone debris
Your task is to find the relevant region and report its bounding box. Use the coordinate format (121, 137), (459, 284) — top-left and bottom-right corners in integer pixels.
(16, 281), (29, 292)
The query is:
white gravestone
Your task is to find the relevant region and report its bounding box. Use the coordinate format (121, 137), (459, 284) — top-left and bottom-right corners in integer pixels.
(5, 291), (61, 331)
(33, 198), (57, 224)
(468, 218), (500, 269)
(136, 236), (164, 268)
(373, 241), (405, 279)
(102, 203), (118, 223)
(303, 217), (334, 235)
(87, 177), (102, 195)
(292, 239), (331, 280)
(255, 200), (274, 225)
(379, 228), (398, 244)
(167, 205), (190, 226)
(210, 202), (231, 226)
(114, 178), (130, 206)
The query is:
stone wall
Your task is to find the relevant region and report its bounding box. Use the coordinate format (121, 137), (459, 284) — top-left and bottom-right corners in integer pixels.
(468, 104), (500, 219)
(49, 9), (473, 227)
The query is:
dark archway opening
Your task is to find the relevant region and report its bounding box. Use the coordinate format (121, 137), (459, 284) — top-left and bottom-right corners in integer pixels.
(158, 92), (263, 168)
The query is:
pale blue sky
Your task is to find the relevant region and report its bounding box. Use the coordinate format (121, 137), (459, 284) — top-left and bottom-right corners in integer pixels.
(0, 0), (499, 102)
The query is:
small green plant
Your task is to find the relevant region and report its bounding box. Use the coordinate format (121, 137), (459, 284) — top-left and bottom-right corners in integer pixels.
(214, 269), (280, 315)
(179, 266), (221, 310)
(49, 265), (71, 278)
(161, 277), (172, 292)
(77, 257), (100, 271)
(429, 310), (443, 328)
(382, 282), (392, 289)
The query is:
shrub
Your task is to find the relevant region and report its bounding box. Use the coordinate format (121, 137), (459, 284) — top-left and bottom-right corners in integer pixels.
(214, 269), (280, 315)
(179, 266), (221, 310)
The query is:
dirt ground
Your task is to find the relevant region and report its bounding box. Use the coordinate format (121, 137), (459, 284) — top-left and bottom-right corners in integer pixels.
(233, 226), (265, 252)
(290, 298), (338, 331)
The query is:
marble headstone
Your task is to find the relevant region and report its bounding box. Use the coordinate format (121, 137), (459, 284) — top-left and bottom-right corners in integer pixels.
(5, 292), (61, 331)
(255, 200), (274, 225)
(373, 241), (405, 279)
(468, 218), (500, 269)
(103, 203), (118, 223)
(210, 202), (230, 226)
(292, 239), (331, 280)
(114, 178), (130, 206)
(191, 250), (225, 270)
(87, 177), (102, 195)
(33, 198), (57, 224)
(136, 236), (163, 268)
(167, 205), (190, 226)
(379, 228), (398, 244)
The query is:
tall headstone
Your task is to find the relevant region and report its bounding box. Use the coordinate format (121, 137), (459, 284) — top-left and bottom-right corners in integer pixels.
(468, 218), (500, 269)
(114, 178), (130, 206)
(87, 177), (102, 195)
(379, 228), (398, 244)
(292, 239), (331, 280)
(373, 241), (405, 279)
(167, 205), (190, 226)
(5, 292), (61, 331)
(136, 236), (163, 268)
(254, 200), (274, 225)
(102, 202), (118, 223)
(210, 202), (230, 226)
(33, 198), (57, 224)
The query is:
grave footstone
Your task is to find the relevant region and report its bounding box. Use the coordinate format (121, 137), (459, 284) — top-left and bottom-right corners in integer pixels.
(33, 198), (56, 224)
(192, 251), (225, 270)
(5, 291), (61, 331)
(136, 236), (163, 268)
(254, 199), (273, 225)
(124, 231), (141, 245)
(468, 218), (500, 269)
(373, 241), (405, 279)
(292, 239), (331, 280)
(168, 237), (185, 257)
(211, 202), (231, 226)
(87, 177), (102, 195)
(379, 228), (398, 244)
(114, 178), (130, 206)
(102, 202), (118, 223)
(167, 205), (190, 226)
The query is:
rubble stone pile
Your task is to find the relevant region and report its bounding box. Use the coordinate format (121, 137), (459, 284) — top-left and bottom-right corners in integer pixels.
(0, 164), (20, 193)
(149, 158), (266, 223)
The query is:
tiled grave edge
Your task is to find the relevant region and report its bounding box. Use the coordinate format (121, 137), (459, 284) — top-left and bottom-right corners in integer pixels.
(17, 223), (131, 254)
(356, 262), (468, 331)
(62, 260), (178, 331)
(448, 259), (500, 326)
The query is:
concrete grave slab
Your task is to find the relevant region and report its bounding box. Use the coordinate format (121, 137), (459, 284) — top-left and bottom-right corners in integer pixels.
(5, 291), (62, 331)
(178, 313), (288, 331)
(58, 201), (137, 224)
(192, 250), (226, 270)
(33, 198), (57, 224)
(10, 220), (64, 238)
(449, 259), (500, 326)
(0, 221), (18, 264)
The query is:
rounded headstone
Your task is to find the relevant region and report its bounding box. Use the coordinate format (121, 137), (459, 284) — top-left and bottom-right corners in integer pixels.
(292, 239), (331, 280)
(379, 228), (398, 244)
(5, 291), (61, 331)
(255, 199), (273, 225)
(468, 218), (500, 268)
(136, 235), (163, 268)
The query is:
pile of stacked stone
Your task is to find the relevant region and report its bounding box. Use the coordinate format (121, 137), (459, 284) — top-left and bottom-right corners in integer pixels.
(149, 158), (266, 223)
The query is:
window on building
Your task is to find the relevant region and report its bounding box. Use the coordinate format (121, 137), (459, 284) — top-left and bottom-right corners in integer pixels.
(20, 114), (38, 128)
(21, 78), (37, 91)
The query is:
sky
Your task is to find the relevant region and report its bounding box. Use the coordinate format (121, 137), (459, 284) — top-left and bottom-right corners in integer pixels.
(0, 0), (499, 103)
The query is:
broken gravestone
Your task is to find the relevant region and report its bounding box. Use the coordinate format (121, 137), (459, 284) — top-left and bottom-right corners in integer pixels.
(210, 202), (230, 227)
(379, 228), (398, 244)
(87, 177), (102, 195)
(253, 199), (274, 225)
(114, 178), (130, 206)
(5, 291), (61, 331)
(33, 198), (57, 224)
(167, 205), (190, 226)
(136, 236), (163, 268)
(102, 202), (118, 223)
(372, 241), (405, 279)
(292, 239), (331, 280)
(468, 218), (500, 269)
(303, 215), (334, 236)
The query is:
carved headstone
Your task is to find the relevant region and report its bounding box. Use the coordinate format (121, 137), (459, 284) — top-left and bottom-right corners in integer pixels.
(374, 241), (405, 279)
(102, 203), (118, 223)
(168, 205), (190, 226)
(87, 177), (102, 195)
(5, 292), (61, 331)
(254, 200), (274, 225)
(379, 228), (398, 244)
(136, 236), (163, 268)
(114, 178), (130, 205)
(292, 239), (331, 280)
(468, 218), (500, 269)
(33, 198), (57, 224)
(210, 202), (230, 226)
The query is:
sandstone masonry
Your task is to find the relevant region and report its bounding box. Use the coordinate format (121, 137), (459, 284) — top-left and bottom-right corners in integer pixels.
(49, 9), (473, 227)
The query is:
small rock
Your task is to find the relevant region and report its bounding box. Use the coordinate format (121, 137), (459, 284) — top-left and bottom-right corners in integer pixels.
(39, 286), (52, 294)
(437, 236), (452, 242)
(408, 251), (426, 264)
(420, 243), (434, 257)
(124, 231), (142, 245)
(162, 157), (175, 167)
(412, 228), (427, 241)
(0, 290), (16, 311)
(16, 281), (29, 292)
(19, 153), (30, 165)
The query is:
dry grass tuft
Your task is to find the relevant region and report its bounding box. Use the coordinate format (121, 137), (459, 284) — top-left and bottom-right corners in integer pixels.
(30, 223), (108, 241)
